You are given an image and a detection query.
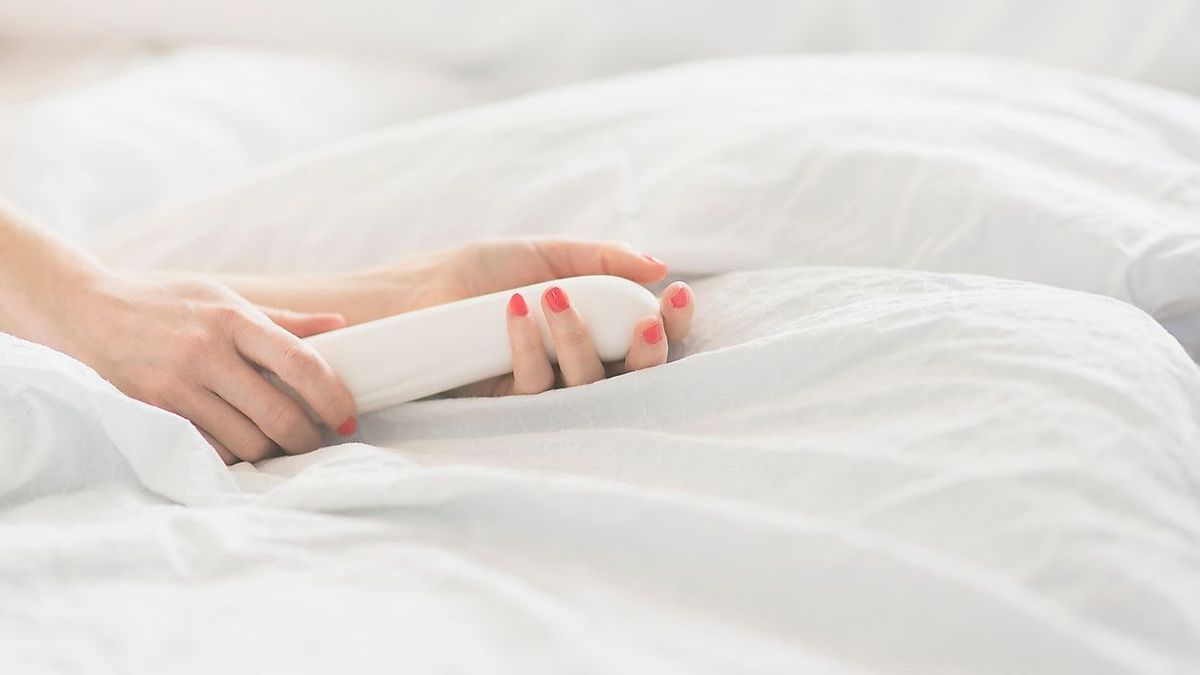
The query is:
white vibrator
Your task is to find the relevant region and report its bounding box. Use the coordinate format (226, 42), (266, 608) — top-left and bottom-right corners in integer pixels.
(300, 275), (659, 412)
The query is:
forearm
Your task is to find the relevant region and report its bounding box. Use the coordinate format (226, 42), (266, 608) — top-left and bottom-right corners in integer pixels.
(204, 271), (398, 321)
(0, 199), (105, 346)
(157, 249), (458, 326)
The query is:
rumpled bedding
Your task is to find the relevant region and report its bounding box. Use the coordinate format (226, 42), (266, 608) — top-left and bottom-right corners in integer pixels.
(2, 47), (1200, 674)
(0, 40), (484, 235)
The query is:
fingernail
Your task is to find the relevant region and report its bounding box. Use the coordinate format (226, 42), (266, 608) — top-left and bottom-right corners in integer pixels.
(508, 292), (528, 317)
(337, 416), (357, 436)
(545, 286), (570, 313)
(669, 286), (689, 309)
(642, 322), (663, 345)
(643, 254), (666, 266)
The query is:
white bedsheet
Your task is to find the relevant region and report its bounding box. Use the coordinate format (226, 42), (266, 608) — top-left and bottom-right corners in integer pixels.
(3, 53), (1200, 673)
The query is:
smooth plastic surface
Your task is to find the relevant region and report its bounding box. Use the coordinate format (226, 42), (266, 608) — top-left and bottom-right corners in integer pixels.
(298, 275), (660, 412)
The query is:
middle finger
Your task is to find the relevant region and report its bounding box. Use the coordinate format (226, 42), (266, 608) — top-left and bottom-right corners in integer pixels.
(541, 286), (605, 387)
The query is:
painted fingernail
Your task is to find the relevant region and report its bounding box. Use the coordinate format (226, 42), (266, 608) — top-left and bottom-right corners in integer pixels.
(642, 322), (663, 345)
(643, 254), (666, 266)
(669, 286), (689, 309)
(337, 416), (357, 436)
(545, 286), (570, 313)
(508, 292), (528, 317)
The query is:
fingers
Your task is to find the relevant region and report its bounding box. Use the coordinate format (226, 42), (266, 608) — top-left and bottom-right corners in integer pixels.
(179, 389), (280, 464)
(541, 286), (605, 387)
(506, 293), (555, 395)
(228, 313), (358, 436)
(205, 360), (324, 455)
(624, 316), (669, 373)
(492, 276), (692, 399)
(660, 281), (694, 343)
(261, 306), (347, 338)
(534, 240), (668, 285)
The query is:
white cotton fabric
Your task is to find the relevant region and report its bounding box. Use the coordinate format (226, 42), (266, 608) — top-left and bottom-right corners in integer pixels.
(97, 55), (1200, 356)
(0, 42), (483, 236)
(3, 267), (1200, 673)
(3, 52), (1200, 673)
(0, 0), (1198, 94)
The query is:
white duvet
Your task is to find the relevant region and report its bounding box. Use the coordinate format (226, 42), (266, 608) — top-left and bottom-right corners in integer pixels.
(3, 51), (1200, 674)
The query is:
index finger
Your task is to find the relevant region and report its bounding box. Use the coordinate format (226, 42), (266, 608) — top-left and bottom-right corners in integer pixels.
(230, 313), (358, 435)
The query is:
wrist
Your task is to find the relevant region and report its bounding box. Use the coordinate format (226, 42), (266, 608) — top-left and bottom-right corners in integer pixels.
(0, 244), (111, 348)
(350, 247), (462, 318)
(221, 248), (461, 325)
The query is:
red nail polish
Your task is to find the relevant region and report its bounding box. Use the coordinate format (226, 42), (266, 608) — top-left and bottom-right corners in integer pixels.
(508, 293), (528, 317)
(642, 322), (663, 345)
(669, 286), (689, 309)
(337, 416), (357, 436)
(545, 286), (570, 313)
(643, 254), (666, 266)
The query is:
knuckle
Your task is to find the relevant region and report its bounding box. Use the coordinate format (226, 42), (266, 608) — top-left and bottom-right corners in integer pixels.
(138, 370), (183, 406)
(279, 342), (347, 418)
(281, 341), (322, 379)
(211, 304), (239, 322)
(265, 400), (307, 439)
(210, 304), (249, 330)
(556, 327), (591, 351)
(237, 435), (276, 463)
(174, 331), (212, 361)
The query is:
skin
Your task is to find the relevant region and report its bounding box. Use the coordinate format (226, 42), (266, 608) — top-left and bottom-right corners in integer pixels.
(204, 239), (695, 397)
(0, 203), (694, 465)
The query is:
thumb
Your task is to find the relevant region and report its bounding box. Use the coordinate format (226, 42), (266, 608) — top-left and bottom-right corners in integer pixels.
(260, 306), (347, 338)
(535, 240), (669, 284)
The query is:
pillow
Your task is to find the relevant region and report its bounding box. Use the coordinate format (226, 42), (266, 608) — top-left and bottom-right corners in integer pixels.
(93, 54), (1200, 356)
(0, 44), (478, 236)
(1, 0), (1198, 93)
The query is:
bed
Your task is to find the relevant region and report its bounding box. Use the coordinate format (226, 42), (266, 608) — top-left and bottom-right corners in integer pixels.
(2, 3), (1200, 673)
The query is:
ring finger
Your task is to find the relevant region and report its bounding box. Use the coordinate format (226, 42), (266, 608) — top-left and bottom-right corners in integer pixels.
(178, 389), (279, 463)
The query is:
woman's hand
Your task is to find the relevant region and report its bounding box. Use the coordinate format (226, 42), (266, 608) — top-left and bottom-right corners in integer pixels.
(454, 278), (694, 397)
(435, 240), (698, 396)
(1, 201), (356, 464)
(52, 273), (358, 464)
(389, 239), (696, 396)
(219, 238), (696, 397)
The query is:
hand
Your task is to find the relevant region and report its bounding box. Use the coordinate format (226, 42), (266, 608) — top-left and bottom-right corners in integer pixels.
(429, 240), (697, 396)
(230, 239), (696, 396)
(53, 273), (359, 464)
(207, 238), (693, 396)
(453, 278), (694, 397)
